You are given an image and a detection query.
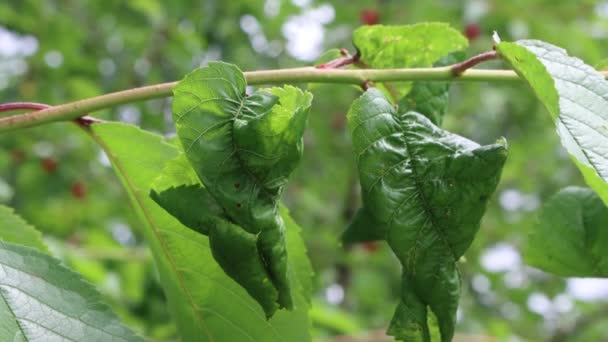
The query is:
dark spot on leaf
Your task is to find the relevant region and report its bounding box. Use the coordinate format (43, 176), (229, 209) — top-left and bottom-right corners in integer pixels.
(236, 203), (242, 208)
(234, 183), (241, 189)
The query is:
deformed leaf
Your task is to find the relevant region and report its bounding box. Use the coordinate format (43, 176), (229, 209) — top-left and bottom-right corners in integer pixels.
(90, 122), (312, 341)
(151, 152), (201, 191)
(498, 40), (608, 205)
(526, 186), (608, 276)
(345, 89), (507, 342)
(150, 184), (221, 235)
(0, 240), (141, 342)
(171, 62), (312, 317)
(353, 23), (468, 100)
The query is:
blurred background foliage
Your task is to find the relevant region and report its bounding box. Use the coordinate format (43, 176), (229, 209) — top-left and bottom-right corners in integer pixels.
(1, 0), (608, 341)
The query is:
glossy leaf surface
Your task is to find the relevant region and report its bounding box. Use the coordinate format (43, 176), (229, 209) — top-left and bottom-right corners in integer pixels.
(345, 89), (507, 342)
(171, 61), (312, 316)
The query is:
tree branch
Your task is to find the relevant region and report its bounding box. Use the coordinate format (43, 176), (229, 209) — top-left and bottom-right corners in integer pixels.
(2, 62), (608, 132)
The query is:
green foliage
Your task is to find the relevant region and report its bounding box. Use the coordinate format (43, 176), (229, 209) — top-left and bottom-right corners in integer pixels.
(344, 89), (507, 341)
(353, 23), (468, 100)
(5, 4), (608, 340)
(526, 187), (608, 276)
(0, 205), (47, 251)
(0, 205), (140, 341)
(90, 122), (312, 341)
(169, 61), (312, 317)
(498, 40), (608, 205)
(399, 52), (465, 125)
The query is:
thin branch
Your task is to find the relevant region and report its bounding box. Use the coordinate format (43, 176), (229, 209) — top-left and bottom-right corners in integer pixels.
(0, 102), (101, 129)
(451, 51), (499, 76)
(2, 64), (608, 133)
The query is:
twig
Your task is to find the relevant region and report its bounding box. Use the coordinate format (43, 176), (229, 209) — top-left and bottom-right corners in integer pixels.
(451, 51), (499, 76)
(0, 102), (101, 129)
(316, 49), (360, 69)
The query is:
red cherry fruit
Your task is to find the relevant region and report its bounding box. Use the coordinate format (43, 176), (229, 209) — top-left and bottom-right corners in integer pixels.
(464, 23), (481, 41)
(362, 241), (379, 253)
(41, 157), (57, 173)
(360, 9), (379, 25)
(71, 182), (86, 199)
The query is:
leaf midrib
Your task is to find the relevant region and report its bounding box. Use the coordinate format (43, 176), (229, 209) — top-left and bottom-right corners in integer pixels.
(397, 118), (457, 263)
(88, 128), (215, 341)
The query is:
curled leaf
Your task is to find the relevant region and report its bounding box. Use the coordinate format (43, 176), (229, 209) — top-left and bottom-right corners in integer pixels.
(345, 89), (507, 341)
(169, 61), (312, 317)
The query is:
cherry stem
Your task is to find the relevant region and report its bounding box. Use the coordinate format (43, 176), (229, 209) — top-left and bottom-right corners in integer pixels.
(450, 51), (499, 76)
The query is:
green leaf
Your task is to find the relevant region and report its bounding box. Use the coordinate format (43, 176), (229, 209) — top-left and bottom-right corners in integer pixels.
(398, 52), (466, 126)
(0, 240), (141, 341)
(497, 40), (608, 205)
(90, 121), (312, 341)
(171, 61), (312, 316)
(526, 187), (608, 276)
(150, 184), (221, 235)
(345, 89), (507, 342)
(352, 23), (468, 100)
(0, 205), (46, 251)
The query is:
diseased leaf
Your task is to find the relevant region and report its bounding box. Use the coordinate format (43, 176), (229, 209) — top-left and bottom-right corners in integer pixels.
(150, 184), (221, 235)
(344, 89), (507, 342)
(0, 205), (46, 251)
(90, 122), (312, 341)
(171, 61), (312, 316)
(526, 187), (608, 276)
(0, 240), (141, 342)
(353, 23), (468, 100)
(498, 40), (608, 205)
(398, 52), (466, 126)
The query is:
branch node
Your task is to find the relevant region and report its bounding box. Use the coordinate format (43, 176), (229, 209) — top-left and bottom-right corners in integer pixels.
(316, 49), (358, 69)
(75, 116), (102, 128)
(361, 80), (373, 91)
